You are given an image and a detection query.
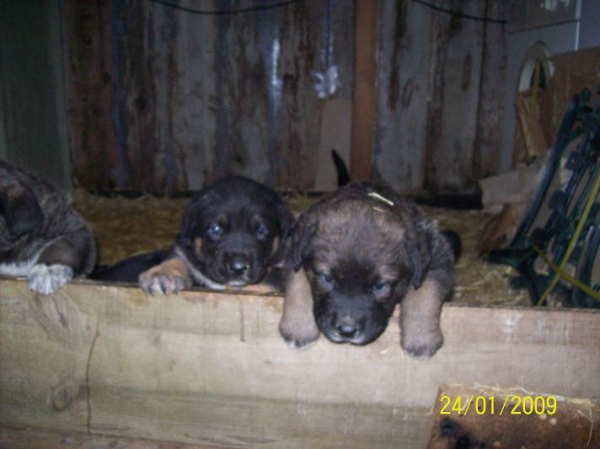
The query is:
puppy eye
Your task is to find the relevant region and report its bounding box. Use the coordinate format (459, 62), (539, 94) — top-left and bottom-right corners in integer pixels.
(207, 223), (223, 238)
(373, 280), (390, 294)
(255, 223), (269, 238)
(319, 272), (334, 284)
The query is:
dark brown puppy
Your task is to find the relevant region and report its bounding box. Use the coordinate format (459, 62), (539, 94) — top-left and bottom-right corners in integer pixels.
(279, 182), (458, 359)
(0, 161), (96, 294)
(139, 175), (294, 294)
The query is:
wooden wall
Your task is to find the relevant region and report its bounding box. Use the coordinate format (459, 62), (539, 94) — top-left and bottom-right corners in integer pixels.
(66, 0), (354, 192)
(64, 0), (507, 194)
(375, 0), (507, 193)
(0, 0), (72, 191)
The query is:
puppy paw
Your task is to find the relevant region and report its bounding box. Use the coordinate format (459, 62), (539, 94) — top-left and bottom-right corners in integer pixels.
(279, 320), (320, 350)
(139, 271), (189, 295)
(27, 264), (74, 295)
(401, 329), (444, 360)
(280, 332), (320, 350)
(139, 257), (192, 295)
(279, 267), (320, 349)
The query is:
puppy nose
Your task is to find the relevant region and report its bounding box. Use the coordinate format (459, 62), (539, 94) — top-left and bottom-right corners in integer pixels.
(228, 255), (249, 275)
(336, 322), (359, 339)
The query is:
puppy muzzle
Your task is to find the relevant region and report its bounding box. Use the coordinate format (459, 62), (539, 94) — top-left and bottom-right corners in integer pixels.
(212, 235), (268, 286)
(219, 251), (256, 286)
(320, 312), (371, 345)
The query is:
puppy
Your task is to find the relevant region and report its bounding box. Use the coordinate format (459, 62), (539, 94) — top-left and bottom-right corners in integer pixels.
(90, 250), (169, 283)
(0, 161), (96, 294)
(279, 182), (460, 359)
(138, 175), (294, 294)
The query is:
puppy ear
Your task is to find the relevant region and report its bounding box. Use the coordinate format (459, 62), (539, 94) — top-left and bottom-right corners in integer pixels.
(404, 238), (431, 289)
(267, 201), (296, 267)
(176, 203), (197, 248)
(176, 189), (216, 248)
(276, 201), (295, 241)
(292, 216), (318, 272)
(0, 189), (43, 241)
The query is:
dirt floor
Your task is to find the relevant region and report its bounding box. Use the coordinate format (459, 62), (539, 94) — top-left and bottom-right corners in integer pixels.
(72, 190), (530, 306)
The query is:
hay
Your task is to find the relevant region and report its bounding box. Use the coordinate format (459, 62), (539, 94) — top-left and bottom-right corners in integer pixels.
(422, 205), (530, 306)
(73, 190), (188, 266)
(72, 191), (528, 306)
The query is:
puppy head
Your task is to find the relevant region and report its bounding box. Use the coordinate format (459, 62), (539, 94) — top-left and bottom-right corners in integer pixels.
(294, 186), (430, 345)
(0, 182), (44, 254)
(177, 175), (294, 287)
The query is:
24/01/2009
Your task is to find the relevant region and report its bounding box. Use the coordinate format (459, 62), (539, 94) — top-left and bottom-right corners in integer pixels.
(439, 394), (557, 416)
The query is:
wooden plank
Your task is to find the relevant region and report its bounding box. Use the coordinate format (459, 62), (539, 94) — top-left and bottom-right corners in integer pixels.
(424, 1), (485, 192)
(315, 99), (352, 191)
(0, 425), (210, 449)
(473, 0), (507, 180)
(350, 0), (378, 182)
(64, 0), (116, 191)
(375, 0), (432, 192)
(375, 1), (506, 193)
(1, 279), (599, 447)
(540, 47), (600, 151)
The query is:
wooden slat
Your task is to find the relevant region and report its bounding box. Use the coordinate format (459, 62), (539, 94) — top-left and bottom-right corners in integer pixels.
(351, 0), (379, 182)
(1, 279), (599, 447)
(375, 0), (432, 192)
(0, 426), (210, 449)
(540, 47), (600, 152)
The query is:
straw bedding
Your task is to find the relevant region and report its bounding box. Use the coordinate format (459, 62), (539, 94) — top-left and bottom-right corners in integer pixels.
(72, 190), (529, 306)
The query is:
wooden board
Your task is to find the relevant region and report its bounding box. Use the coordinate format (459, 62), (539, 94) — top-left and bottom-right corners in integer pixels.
(350, 0), (378, 182)
(0, 425), (210, 449)
(375, 0), (432, 192)
(374, 1), (506, 193)
(1, 279), (599, 448)
(540, 47), (600, 152)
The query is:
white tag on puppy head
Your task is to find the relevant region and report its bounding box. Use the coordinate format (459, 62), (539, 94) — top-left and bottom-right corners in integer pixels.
(367, 192), (394, 207)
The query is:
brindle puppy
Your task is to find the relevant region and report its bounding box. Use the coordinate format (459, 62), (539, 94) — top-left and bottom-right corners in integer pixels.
(279, 182), (460, 359)
(0, 161), (96, 294)
(137, 175), (294, 294)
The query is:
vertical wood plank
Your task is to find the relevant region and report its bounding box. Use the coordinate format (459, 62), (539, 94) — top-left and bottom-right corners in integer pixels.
(351, 0), (379, 182)
(65, 0), (116, 191)
(374, 0), (433, 193)
(424, 1), (484, 192)
(474, 0), (507, 180)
